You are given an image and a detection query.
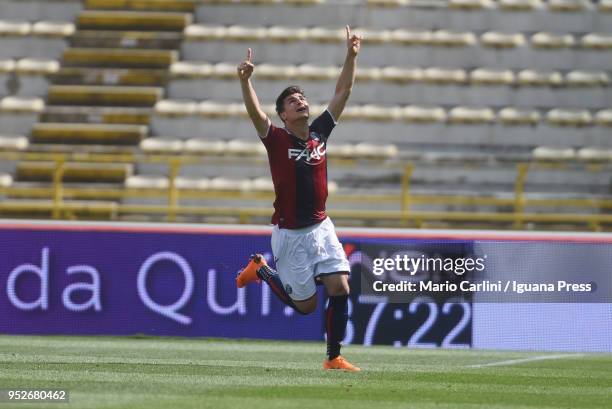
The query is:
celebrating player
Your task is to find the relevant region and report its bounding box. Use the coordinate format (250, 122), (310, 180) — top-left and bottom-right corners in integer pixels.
(235, 26), (362, 371)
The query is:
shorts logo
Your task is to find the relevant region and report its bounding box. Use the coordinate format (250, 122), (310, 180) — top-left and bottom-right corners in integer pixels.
(285, 284), (293, 295)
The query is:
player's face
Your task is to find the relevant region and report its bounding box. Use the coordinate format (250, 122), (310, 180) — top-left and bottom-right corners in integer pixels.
(282, 93), (309, 122)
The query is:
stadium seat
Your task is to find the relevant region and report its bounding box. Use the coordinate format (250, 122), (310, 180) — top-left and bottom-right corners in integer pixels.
(255, 63), (298, 79)
(327, 143), (355, 158)
(209, 177), (249, 191)
(498, 107), (541, 125)
(183, 138), (226, 154)
(0, 59), (16, 73)
(154, 99), (198, 115)
(63, 48), (178, 68)
(594, 109), (612, 126)
(365, 0), (408, 6)
(170, 61), (213, 77)
(296, 64), (339, 80)
(353, 27), (391, 44)
(565, 70), (610, 87)
(308, 27), (345, 42)
(532, 146), (576, 160)
(470, 68), (515, 85)
(225, 25), (266, 41)
(389, 29), (432, 45)
(380, 66), (424, 83)
(125, 174), (169, 188)
(448, 0), (494, 9)
(31, 123), (147, 145)
(47, 85), (163, 106)
(183, 24), (226, 40)
(267, 26), (309, 42)
(448, 106), (496, 123)
(17, 161), (132, 183)
(481, 32), (526, 48)
(355, 67), (383, 81)
(531, 32), (575, 48)
(0, 173), (13, 187)
(198, 101), (243, 117)
(85, 0), (197, 12)
(0, 96), (45, 112)
(0, 20), (30, 36)
(139, 137), (184, 152)
(516, 69), (563, 86)
(284, 0), (325, 5)
(226, 139), (266, 155)
(576, 147), (612, 161)
(402, 105), (447, 123)
(546, 108), (592, 126)
(580, 33), (612, 49)
(353, 142), (398, 159)
(212, 62), (238, 78)
(0, 134), (29, 150)
(429, 30), (477, 46)
(547, 0), (590, 12)
(78, 10), (192, 31)
(175, 176), (210, 190)
(360, 104), (403, 121)
(600, 0), (612, 12)
(498, 0), (543, 11)
(423, 67), (467, 84)
(31, 21), (75, 37)
(250, 177), (274, 192)
(15, 58), (60, 74)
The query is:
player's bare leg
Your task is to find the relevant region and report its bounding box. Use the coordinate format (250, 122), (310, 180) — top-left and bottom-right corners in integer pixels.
(320, 273), (360, 372)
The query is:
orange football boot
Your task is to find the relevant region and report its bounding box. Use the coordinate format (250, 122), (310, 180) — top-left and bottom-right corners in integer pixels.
(236, 254), (265, 288)
(323, 356), (361, 372)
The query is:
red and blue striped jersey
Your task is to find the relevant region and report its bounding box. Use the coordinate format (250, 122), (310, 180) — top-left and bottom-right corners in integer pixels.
(260, 110), (336, 229)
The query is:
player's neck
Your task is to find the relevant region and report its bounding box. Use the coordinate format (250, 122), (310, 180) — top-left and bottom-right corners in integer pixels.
(285, 120), (309, 140)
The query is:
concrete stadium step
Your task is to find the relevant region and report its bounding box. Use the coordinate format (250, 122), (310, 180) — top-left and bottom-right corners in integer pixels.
(78, 10), (192, 31)
(63, 48), (177, 68)
(51, 67), (167, 86)
(70, 30), (183, 50)
(31, 123), (148, 145)
(48, 85), (163, 107)
(85, 0), (196, 12)
(16, 161), (132, 183)
(41, 106), (151, 125)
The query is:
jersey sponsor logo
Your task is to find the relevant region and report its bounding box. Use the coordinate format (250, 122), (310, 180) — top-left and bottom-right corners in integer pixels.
(287, 136), (326, 165)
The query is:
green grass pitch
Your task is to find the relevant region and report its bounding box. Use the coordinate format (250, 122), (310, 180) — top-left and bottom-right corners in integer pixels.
(0, 335), (610, 409)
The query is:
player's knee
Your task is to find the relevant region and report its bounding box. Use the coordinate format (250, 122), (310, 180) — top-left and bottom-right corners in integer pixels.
(294, 296), (317, 315)
(327, 281), (350, 297)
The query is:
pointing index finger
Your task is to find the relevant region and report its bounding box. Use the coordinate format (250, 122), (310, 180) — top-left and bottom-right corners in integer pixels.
(345, 25), (350, 40)
(247, 48), (252, 62)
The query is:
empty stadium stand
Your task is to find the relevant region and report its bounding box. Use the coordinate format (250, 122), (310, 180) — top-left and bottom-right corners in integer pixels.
(0, 0), (610, 230)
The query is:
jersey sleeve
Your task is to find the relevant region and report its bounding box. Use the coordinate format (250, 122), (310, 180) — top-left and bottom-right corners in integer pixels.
(310, 109), (337, 141)
(259, 121), (278, 149)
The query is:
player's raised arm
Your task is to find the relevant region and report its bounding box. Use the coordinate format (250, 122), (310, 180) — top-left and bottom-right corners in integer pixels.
(237, 48), (270, 137)
(327, 26), (361, 121)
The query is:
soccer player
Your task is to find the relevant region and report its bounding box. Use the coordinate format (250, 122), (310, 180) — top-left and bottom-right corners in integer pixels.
(235, 26), (362, 372)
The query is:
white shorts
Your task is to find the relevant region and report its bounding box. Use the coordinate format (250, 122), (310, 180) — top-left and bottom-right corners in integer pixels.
(271, 217), (350, 301)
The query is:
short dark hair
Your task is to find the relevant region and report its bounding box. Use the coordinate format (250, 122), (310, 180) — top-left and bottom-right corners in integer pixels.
(275, 85), (305, 117)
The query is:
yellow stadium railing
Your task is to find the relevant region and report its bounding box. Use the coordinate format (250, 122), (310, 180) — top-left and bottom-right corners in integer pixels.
(0, 151), (610, 231)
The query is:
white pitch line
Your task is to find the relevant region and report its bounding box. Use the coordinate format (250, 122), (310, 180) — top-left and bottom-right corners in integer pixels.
(467, 353), (585, 368)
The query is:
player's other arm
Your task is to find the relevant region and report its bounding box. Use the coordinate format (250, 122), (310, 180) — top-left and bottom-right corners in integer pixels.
(327, 26), (362, 121)
(237, 48), (270, 137)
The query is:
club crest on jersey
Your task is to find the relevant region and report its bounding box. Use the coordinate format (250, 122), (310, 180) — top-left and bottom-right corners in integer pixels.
(288, 135), (326, 165)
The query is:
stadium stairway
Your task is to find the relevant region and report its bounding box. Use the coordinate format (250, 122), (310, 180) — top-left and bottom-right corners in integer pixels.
(12, 0), (195, 205)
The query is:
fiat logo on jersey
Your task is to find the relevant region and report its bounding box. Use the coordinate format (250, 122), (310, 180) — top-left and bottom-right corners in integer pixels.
(288, 140), (326, 165)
